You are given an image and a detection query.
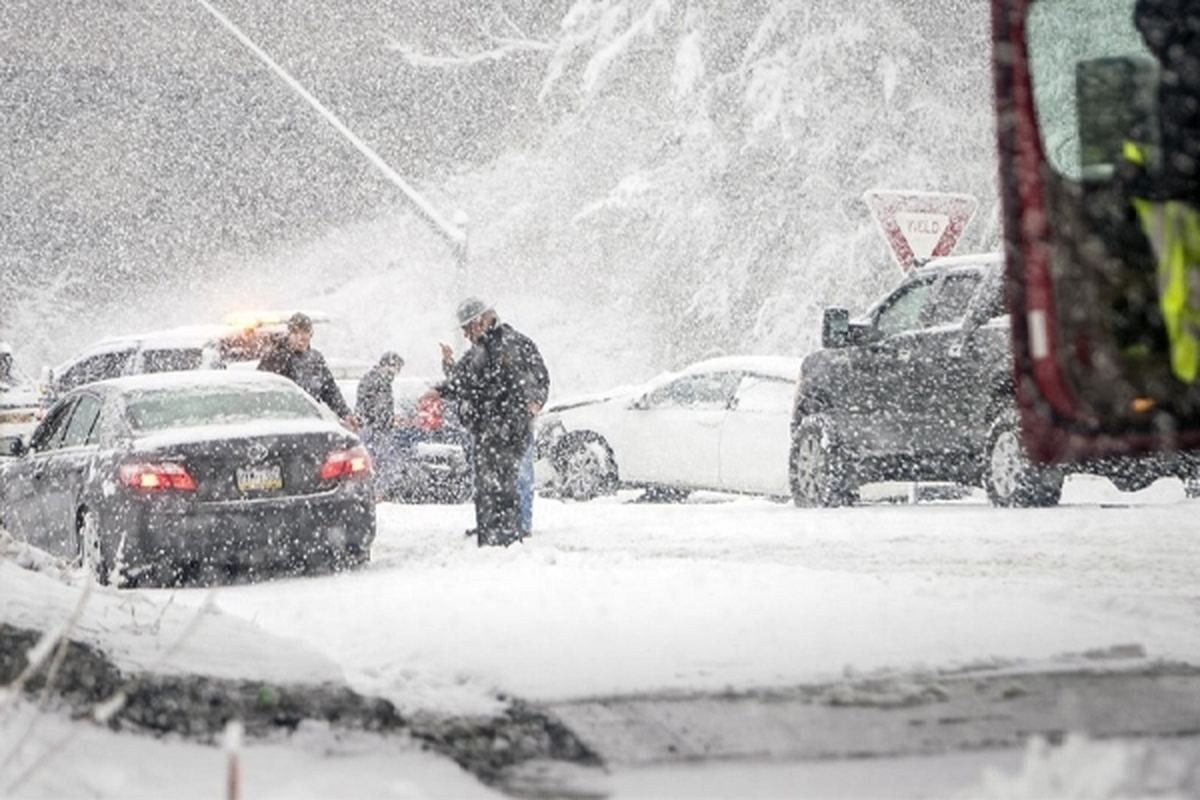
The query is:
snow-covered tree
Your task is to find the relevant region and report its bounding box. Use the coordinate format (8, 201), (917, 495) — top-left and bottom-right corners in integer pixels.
(529, 0), (999, 364)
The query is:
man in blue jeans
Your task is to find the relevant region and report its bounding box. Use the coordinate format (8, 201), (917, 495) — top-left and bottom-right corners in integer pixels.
(355, 351), (406, 499)
(442, 342), (539, 537)
(431, 299), (549, 546)
(518, 433), (535, 535)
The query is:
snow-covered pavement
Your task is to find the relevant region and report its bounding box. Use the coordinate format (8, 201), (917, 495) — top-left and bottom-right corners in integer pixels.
(4, 475), (1200, 798)
(174, 477), (1200, 716)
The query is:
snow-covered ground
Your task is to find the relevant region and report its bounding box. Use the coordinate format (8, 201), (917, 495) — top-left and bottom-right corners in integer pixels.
(4, 475), (1200, 797)
(185, 479), (1200, 714)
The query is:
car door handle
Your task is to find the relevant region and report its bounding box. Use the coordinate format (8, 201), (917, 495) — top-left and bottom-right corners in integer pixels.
(948, 342), (965, 358)
(896, 349), (911, 362)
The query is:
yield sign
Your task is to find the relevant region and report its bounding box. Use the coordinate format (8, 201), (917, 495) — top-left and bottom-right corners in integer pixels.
(864, 190), (978, 272)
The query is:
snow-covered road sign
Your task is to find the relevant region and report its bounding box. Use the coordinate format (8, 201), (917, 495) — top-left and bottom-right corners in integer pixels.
(864, 190), (978, 272)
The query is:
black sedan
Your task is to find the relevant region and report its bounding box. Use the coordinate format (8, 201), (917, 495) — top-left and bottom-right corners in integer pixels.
(0, 371), (375, 587)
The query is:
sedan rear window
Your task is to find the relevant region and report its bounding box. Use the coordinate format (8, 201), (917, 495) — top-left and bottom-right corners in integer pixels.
(124, 387), (320, 431)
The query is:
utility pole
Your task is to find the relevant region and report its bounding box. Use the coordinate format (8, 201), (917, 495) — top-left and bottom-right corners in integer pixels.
(192, 0), (468, 275)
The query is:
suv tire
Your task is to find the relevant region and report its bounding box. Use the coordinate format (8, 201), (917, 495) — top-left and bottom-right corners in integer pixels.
(790, 416), (856, 508)
(552, 431), (618, 501)
(984, 412), (1063, 507)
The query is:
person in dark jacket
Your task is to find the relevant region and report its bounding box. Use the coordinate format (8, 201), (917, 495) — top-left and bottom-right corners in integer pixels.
(440, 340), (536, 536)
(425, 298), (549, 547)
(356, 351), (405, 498)
(258, 312), (358, 430)
(356, 351), (405, 431)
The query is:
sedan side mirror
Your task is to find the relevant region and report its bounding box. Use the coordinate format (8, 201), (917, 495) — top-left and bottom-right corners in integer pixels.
(0, 435), (26, 458)
(821, 308), (851, 349)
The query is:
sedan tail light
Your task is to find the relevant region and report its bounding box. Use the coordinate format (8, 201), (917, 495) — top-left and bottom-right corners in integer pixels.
(416, 395), (444, 431)
(119, 462), (198, 491)
(320, 445), (371, 481)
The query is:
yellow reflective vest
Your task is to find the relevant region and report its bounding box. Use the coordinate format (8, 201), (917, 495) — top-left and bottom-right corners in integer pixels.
(1125, 140), (1200, 383)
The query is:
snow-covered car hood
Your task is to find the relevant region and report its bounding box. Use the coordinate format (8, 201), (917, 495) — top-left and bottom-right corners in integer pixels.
(543, 382), (645, 414)
(543, 356), (801, 415)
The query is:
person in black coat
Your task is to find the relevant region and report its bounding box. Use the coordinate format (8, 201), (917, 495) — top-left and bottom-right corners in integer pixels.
(425, 298), (549, 547)
(356, 351), (405, 431)
(355, 352), (405, 498)
(258, 313), (358, 430)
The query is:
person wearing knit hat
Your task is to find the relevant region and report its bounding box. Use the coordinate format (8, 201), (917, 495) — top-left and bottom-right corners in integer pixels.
(426, 299), (549, 547)
(355, 351), (406, 499)
(258, 313), (358, 431)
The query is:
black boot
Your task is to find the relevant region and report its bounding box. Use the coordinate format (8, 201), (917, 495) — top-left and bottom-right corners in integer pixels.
(477, 529), (522, 547)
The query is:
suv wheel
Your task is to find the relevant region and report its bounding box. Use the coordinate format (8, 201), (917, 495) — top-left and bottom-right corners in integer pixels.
(552, 431), (618, 501)
(790, 416), (856, 508)
(984, 413), (1063, 507)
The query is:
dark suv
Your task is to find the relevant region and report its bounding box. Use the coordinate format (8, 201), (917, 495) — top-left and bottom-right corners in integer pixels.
(790, 253), (1200, 507)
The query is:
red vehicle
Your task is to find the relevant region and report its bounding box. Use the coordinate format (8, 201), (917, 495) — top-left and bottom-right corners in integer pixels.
(332, 370), (474, 504)
(993, 0), (1200, 463)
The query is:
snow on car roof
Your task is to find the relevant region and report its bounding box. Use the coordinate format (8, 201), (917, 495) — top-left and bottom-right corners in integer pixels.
(53, 325), (238, 372)
(82, 324), (236, 351)
(545, 355), (802, 412)
(679, 355), (803, 380)
(89, 368), (298, 394)
(915, 251), (1003, 275)
(58, 310), (338, 372)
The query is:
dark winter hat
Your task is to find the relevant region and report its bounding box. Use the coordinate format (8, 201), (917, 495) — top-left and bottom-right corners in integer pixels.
(287, 312), (313, 333)
(380, 351), (405, 368)
(456, 297), (491, 328)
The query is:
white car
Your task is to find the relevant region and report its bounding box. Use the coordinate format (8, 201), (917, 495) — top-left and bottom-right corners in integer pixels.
(44, 310), (333, 401)
(536, 356), (803, 501)
(45, 326), (230, 400)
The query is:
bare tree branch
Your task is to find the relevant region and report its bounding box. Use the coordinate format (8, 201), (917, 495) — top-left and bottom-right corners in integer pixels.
(498, 7), (529, 39)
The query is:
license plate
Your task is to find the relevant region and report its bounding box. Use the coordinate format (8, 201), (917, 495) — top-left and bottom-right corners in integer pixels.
(236, 463), (283, 492)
